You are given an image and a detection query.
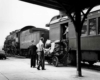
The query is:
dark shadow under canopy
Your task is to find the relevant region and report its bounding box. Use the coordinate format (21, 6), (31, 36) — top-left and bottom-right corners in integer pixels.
(20, 0), (100, 13)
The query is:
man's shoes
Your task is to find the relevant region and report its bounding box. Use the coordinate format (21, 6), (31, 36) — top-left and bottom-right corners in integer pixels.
(37, 67), (40, 70)
(33, 66), (35, 68)
(31, 66), (32, 68)
(42, 68), (46, 70)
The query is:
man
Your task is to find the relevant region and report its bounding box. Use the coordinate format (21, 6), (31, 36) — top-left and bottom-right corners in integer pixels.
(30, 40), (37, 68)
(63, 25), (69, 39)
(37, 37), (45, 70)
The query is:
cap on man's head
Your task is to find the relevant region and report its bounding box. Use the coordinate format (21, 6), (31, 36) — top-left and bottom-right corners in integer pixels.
(32, 40), (35, 45)
(32, 40), (34, 43)
(40, 37), (44, 41)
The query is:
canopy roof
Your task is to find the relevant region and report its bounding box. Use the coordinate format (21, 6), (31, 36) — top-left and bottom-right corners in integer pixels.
(20, 0), (100, 13)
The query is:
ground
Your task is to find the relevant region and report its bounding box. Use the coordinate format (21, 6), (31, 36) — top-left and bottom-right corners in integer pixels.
(0, 57), (100, 80)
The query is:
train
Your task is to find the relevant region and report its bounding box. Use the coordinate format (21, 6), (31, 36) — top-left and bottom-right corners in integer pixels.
(3, 26), (49, 57)
(46, 9), (100, 65)
(3, 9), (100, 66)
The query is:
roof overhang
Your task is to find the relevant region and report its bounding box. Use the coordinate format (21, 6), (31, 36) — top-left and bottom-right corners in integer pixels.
(20, 0), (100, 13)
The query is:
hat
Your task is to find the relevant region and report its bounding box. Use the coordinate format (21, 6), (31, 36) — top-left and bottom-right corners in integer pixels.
(40, 37), (44, 41)
(32, 40), (34, 43)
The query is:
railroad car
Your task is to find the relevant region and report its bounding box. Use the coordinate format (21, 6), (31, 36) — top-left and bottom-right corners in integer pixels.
(19, 26), (49, 57)
(47, 9), (100, 65)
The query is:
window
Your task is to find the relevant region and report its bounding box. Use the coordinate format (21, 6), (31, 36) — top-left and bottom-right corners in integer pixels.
(81, 20), (87, 36)
(89, 18), (96, 35)
(98, 17), (100, 34)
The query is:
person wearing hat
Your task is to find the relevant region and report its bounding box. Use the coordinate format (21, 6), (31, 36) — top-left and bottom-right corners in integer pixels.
(36, 37), (45, 70)
(30, 40), (37, 68)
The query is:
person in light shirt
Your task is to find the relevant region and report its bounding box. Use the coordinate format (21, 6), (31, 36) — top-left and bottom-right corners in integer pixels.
(63, 25), (69, 40)
(36, 37), (45, 70)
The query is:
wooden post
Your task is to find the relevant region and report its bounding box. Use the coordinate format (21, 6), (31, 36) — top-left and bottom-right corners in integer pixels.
(75, 9), (82, 77)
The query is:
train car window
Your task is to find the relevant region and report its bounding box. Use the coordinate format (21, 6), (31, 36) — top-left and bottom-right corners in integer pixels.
(98, 17), (100, 34)
(89, 18), (96, 35)
(81, 20), (87, 36)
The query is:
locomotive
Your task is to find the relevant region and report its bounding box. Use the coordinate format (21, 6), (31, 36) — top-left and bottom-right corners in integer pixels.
(46, 9), (100, 65)
(3, 30), (20, 55)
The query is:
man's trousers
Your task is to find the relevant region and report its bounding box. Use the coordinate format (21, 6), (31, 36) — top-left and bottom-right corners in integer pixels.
(37, 51), (45, 69)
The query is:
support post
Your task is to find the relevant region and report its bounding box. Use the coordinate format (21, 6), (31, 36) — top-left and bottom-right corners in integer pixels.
(76, 32), (82, 77)
(75, 9), (82, 77)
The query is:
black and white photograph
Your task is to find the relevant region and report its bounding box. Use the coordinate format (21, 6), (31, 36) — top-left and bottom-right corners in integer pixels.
(0, 0), (100, 80)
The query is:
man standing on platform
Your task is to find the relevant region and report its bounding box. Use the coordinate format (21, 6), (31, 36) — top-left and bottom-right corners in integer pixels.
(30, 40), (37, 68)
(37, 37), (45, 70)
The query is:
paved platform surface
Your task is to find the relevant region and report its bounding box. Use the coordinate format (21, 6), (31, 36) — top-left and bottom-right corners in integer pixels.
(0, 57), (100, 80)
